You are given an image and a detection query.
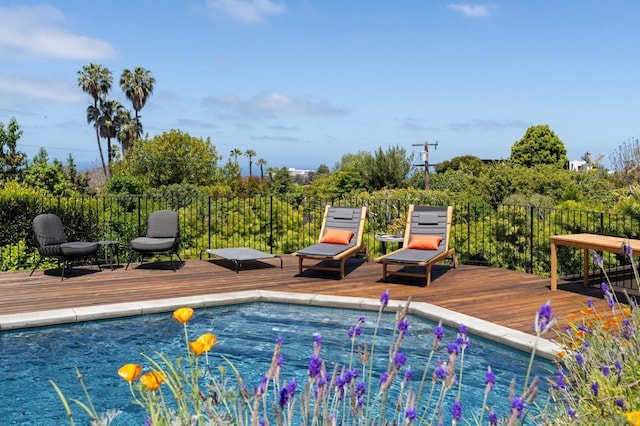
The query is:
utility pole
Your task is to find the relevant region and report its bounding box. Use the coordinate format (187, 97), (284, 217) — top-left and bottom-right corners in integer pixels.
(412, 140), (438, 190)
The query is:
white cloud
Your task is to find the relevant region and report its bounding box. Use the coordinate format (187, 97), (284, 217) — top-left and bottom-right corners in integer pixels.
(0, 5), (115, 59)
(0, 74), (83, 103)
(206, 0), (286, 23)
(447, 119), (528, 130)
(203, 91), (346, 119)
(447, 4), (495, 18)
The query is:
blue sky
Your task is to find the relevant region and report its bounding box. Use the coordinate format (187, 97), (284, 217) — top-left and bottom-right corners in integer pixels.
(1, 1), (638, 172)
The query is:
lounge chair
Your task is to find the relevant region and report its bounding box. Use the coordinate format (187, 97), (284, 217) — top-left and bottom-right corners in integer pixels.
(126, 210), (183, 271)
(374, 205), (457, 285)
(293, 205), (367, 279)
(30, 213), (101, 280)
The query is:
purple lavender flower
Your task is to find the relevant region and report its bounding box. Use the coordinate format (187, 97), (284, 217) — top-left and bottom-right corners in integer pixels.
(433, 322), (444, 340)
(575, 353), (584, 367)
(601, 365), (610, 376)
(456, 334), (470, 349)
(348, 326), (362, 338)
(458, 324), (467, 335)
(485, 367), (496, 391)
(448, 342), (459, 355)
(616, 399), (626, 408)
(144, 417), (152, 426)
(568, 409), (576, 419)
(394, 352), (407, 367)
(452, 401), (462, 420)
(358, 315), (366, 323)
(404, 367), (412, 382)
(379, 372), (388, 387)
(398, 319), (409, 336)
(511, 396), (524, 418)
(276, 336), (284, 344)
(586, 299), (593, 308)
(380, 290), (390, 308)
(488, 410), (498, 425)
(314, 334), (323, 345)
(278, 387), (289, 407)
(435, 364), (448, 380)
(535, 301), (554, 333)
(591, 381), (599, 396)
(593, 253), (604, 267)
(556, 369), (566, 390)
(355, 381), (366, 397)
(308, 354), (322, 378)
(349, 368), (359, 379)
(277, 353), (284, 367)
(601, 282), (609, 292)
(615, 360), (623, 372)
(253, 375), (268, 395)
(624, 242), (633, 257)
(405, 407), (417, 420)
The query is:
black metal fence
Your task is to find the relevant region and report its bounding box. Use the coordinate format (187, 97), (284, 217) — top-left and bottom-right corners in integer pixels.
(2, 194), (639, 289)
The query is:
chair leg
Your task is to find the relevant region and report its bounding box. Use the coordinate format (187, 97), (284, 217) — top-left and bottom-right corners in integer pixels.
(298, 257), (304, 276)
(125, 251), (135, 270)
(340, 259), (346, 279)
(29, 257), (43, 276)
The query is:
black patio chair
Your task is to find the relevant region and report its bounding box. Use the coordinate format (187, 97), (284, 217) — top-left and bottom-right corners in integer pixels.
(30, 214), (101, 280)
(126, 210), (183, 271)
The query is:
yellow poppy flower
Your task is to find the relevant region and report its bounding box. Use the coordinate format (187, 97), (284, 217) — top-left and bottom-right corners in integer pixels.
(626, 411), (640, 425)
(118, 363), (143, 383)
(173, 307), (194, 324)
(196, 333), (219, 352)
(140, 371), (164, 391)
(189, 340), (205, 356)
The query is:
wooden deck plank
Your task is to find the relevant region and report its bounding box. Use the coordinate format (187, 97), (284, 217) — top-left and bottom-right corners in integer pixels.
(0, 256), (617, 338)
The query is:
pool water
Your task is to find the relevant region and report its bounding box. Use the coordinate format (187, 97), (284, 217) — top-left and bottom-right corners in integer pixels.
(0, 302), (553, 425)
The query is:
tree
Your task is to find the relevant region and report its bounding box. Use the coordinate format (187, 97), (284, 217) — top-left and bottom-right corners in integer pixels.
(77, 63), (113, 177)
(0, 117), (26, 183)
(256, 158), (267, 180)
(510, 124), (568, 168)
(245, 149), (256, 177)
(96, 99), (126, 167)
(316, 164), (330, 175)
(116, 108), (143, 156)
(435, 155), (485, 176)
(359, 145), (413, 191)
(119, 67), (155, 155)
(610, 137), (640, 183)
(266, 167), (294, 195)
(116, 129), (221, 186)
(23, 148), (72, 195)
(230, 148), (243, 163)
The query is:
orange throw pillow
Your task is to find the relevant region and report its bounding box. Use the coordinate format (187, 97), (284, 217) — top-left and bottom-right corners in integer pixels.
(320, 229), (354, 245)
(407, 235), (442, 250)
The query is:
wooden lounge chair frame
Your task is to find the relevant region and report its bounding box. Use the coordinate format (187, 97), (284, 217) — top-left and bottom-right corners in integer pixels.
(293, 205), (368, 279)
(374, 205), (457, 285)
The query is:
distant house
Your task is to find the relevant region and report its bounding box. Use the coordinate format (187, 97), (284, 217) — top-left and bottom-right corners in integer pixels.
(569, 160), (589, 171)
(287, 168), (315, 184)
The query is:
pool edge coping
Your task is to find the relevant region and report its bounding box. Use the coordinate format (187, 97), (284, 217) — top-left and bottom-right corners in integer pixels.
(0, 290), (561, 359)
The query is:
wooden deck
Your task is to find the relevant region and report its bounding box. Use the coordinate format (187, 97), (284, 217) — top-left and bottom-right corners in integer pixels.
(0, 255), (617, 337)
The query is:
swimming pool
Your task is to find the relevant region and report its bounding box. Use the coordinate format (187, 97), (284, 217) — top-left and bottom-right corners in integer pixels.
(0, 301), (553, 425)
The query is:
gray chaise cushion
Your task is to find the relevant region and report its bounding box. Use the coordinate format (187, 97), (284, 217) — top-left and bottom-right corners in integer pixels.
(295, 242), (354, 257)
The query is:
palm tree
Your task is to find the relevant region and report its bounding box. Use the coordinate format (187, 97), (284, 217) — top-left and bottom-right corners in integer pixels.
(256, 158), (267, 180)
(245, 149), (257, 177)
(77, 63), (113, 177)
(230, 148), (243, 163)
(87, 99), (125, 171)
(116, 109), (143, 156)
(119, 67), (155, 136)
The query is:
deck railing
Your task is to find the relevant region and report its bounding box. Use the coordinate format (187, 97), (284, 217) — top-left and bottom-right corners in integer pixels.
(2, 194), (639, 289)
